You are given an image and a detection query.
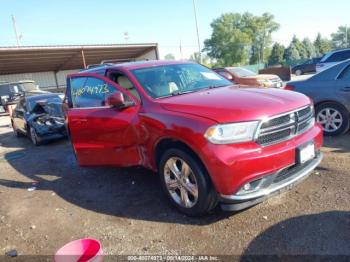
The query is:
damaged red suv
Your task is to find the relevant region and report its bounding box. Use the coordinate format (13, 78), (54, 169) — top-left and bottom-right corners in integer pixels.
(64, 61), (323, 216)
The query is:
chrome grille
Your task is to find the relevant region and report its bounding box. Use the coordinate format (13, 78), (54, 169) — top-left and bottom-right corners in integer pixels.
(256, 106), (314, 146)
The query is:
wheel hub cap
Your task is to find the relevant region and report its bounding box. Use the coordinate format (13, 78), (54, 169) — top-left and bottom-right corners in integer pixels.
(317, 108), (343, 132)
(164, 157), (198, 208)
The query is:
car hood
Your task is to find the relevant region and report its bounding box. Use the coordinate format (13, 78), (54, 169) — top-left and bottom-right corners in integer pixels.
(158, 86), (311, 123)
(243, 74), (279, 80)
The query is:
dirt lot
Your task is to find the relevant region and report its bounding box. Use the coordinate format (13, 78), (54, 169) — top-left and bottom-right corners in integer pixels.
(0, 114), (349, 258)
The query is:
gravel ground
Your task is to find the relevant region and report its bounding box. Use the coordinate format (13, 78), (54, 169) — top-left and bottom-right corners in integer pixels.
(0, 114), (349, 259)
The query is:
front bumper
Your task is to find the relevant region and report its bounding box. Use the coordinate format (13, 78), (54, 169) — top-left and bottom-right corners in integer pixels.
(219, 152), (322, 211)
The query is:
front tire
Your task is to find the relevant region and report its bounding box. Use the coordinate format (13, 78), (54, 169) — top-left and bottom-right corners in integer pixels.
(159, 148), (217, 216)
(29, 127), (41, 146)
(316, 102), (350, 136)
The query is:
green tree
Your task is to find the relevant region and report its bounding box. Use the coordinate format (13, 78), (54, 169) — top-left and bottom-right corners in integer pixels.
(204, 12), (279, 66)
(189, 52), (201, 63)
(241, 12), (280, 64)
(189, 52), (211, 67)
(204, 13), (251, 66)
(164, 53), (175, 60)
(291, 36), (308, 59)
(331, 25), (350, 49)
(314, 33), (332, 56)
(284, 42), (300, 63)
(268, 43), (285, 65)
(302, 38), (316, 59)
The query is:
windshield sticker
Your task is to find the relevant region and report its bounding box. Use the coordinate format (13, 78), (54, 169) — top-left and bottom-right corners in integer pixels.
(200, 72), (221, 80)
(72, 84), (109, 97)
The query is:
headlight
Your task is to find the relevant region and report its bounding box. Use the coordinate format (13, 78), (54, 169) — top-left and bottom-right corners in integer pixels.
(257, 79), (271, 85)
(204, 121), (260, 144)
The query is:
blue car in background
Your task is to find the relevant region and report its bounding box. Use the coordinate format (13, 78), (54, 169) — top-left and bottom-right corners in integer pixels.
(286, 59), (350, 136)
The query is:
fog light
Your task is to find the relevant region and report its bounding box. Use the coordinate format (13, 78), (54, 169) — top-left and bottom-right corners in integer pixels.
(236, 177), (269, 196)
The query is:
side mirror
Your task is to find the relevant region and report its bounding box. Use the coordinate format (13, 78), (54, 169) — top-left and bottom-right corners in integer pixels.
(218, 71), (233, 81)
(106, 92), (134, 109)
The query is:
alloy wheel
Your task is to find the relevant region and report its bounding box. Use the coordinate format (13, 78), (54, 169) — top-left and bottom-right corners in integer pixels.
(163, 157), (199, 208)
(317, 108), (343, 133)
(30, 128), (38, 145)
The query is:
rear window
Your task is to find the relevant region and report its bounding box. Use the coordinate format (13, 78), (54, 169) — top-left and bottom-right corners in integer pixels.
(325, 50), (350, 63)
(228, 68), (257, 77)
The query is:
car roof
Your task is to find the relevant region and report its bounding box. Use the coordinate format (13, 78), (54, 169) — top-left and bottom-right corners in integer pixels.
(325, 48), (350, 55)
(80, 60), (195, 74)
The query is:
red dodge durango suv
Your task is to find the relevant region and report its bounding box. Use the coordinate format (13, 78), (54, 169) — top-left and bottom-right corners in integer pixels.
(64, 60), (323, 216)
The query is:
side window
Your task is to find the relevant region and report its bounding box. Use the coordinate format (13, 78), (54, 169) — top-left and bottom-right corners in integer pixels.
(108, 72), (141, 102)
(70, 76), (123, 108)
(345, 51), (350, 59)
(16, 98), (26, 111)
(338, 65), (350, 80)
(0, 84), (10, 96)
(9, 84), (20, 93)
(326, 51), (347, 63)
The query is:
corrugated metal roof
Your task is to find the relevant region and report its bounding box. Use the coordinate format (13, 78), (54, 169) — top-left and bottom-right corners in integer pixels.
(0, 43), (158, 75)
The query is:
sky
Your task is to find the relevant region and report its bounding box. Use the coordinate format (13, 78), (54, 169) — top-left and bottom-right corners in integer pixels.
(0, 0), (349, 59)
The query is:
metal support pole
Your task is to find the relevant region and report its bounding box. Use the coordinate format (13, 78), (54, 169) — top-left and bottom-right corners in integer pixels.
(193, 0), (201, 63)
(11, 15), (20, 47)
(81, 49), (87, 69)
(53, 71), (59, 90)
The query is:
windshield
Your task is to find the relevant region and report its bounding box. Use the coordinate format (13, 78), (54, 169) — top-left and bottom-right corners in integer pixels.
(131, 63), (231, 98)
(27, 95), (63, 113)
(18, 82), (39, 92)
(228, 68), (257, 77)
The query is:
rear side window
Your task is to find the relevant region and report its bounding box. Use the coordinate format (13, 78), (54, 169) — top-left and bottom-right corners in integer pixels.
(338, 65), (350, 80)
(0, 84), (10, 96)
(326, 50), (350, 63)
(70, 77), (117, 108)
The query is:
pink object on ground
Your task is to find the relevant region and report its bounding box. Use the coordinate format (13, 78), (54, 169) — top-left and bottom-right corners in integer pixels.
(55, 238), (103, 262)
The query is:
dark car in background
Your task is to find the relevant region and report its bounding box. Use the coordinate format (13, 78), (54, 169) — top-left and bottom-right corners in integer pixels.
(316, 48), (350, 73)
(286, 59), (350, 136)
(11, 93), (67, 145)
(0, 80), (46, 110)
(292, 57), (322, 76)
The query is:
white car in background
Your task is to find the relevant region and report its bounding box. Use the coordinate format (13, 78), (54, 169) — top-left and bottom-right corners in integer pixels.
(316, 48), (350, 73)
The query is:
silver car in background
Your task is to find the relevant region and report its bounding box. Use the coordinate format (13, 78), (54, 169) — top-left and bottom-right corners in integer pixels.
(286, 59), (350, 136)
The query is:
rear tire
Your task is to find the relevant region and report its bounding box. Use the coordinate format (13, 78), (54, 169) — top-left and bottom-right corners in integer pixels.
(316, 102), (350, 136)
(159, 148), (217, 216)
(12, 121), (23, 137)
(295, 69), (302, 76)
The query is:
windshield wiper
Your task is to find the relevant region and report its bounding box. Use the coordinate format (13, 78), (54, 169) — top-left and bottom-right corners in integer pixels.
(171, 90), (182, 96)
(163, 85), (228, 98)
(207, 84), (228, 89)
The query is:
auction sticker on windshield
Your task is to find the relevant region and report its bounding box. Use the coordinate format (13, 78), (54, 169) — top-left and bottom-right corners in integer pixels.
(200, 72), (222, 80)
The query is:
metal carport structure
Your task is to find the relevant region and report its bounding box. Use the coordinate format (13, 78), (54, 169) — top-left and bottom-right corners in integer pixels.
(0, 43), (159, 89)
